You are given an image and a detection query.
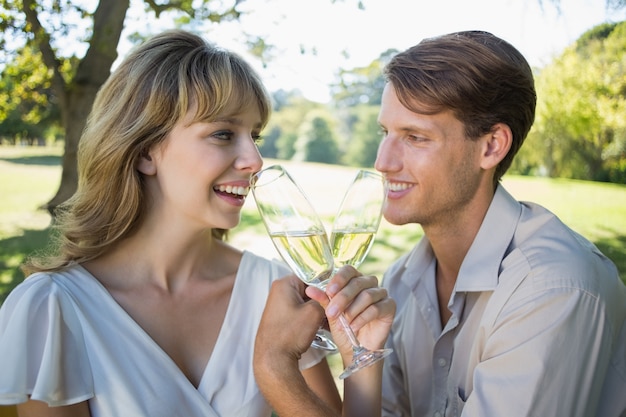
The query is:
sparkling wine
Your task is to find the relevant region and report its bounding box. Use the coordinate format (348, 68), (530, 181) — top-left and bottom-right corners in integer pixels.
(270, 230), (333, 286)
(330, 229), (376, 268)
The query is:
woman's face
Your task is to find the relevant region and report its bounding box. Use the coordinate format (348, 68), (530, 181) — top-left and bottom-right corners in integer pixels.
(141, 102), (264, 232)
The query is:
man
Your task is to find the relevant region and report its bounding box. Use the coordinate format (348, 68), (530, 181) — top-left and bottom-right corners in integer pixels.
(376, 30), (626, 416)
(254, 30), (626, 417)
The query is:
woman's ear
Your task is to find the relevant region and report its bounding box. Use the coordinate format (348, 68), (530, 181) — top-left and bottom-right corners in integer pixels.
(480, 123), (512, 170)
(136, 151), (157, 175)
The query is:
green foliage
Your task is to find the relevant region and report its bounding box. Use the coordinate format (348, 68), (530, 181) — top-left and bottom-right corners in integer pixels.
(517, 20), (626, 182)
(257, 125), (280, 158)
(576, 22), (619, 47)
(342, 105), (381, 168)
(0, 44), (61, 143)
(264, 92), (325, 159)
(330, 48), (396, 108)
(293, 110), (340, 164)
(276, 131), (298, 159)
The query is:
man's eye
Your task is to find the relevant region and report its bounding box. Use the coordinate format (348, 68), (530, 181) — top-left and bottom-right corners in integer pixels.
(408, 135), (427, 143)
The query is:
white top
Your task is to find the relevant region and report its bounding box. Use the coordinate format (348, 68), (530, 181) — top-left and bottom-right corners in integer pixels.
(381, 186), (626, 417)
(0, 251), (326, 416)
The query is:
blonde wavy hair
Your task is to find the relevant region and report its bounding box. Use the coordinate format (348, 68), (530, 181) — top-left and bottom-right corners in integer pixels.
(23, 30), (272, 274)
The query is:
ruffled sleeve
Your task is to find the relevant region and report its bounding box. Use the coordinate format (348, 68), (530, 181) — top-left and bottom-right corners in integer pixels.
(0, 273), (94, 406)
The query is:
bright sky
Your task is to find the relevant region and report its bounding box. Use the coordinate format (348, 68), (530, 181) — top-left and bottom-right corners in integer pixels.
(120, 0), (626, 103)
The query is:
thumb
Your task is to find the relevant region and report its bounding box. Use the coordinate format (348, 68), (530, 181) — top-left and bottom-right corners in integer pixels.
(305, 285), (329, 308)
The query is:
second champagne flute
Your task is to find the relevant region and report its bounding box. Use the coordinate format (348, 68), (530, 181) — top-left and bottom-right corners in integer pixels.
(330, 169), (392, 379)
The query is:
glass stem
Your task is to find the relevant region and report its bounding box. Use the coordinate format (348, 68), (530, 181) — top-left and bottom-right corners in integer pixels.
(338, 313), (364, 353)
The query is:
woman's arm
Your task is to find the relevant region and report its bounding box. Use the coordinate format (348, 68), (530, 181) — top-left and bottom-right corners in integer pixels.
(17, 400), (91, 417)
(254, 276), (340, 417)
(254, 268), (395, 417)
(302, 361), (342, 413)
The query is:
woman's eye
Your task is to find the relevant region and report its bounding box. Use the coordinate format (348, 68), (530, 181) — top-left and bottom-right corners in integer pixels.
(212, 130), (234, 141)
(253, 134), (264, 145)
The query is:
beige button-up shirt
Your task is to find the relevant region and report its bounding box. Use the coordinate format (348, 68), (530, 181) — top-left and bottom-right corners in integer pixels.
(381, 186), (626, 417)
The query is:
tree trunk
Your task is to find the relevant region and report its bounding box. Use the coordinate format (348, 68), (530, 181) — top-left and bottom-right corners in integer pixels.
(43, 0), (130, 215)
(45, 85), (100, 214)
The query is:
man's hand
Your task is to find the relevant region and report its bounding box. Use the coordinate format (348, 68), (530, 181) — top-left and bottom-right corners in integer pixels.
(306, 266), (395, 363)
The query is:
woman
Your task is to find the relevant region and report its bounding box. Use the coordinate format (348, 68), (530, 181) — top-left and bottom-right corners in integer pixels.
(0, 30), (391, 417)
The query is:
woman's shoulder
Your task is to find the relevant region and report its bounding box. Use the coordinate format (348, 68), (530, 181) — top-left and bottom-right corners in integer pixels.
(241, 250), (290, 276)
(0, 266), (95, 407)
(0, 265), (91, 320)
(3, 270), (66, 309)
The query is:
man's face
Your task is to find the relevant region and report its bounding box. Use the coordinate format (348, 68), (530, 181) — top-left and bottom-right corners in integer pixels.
(374, 83), (486, 231)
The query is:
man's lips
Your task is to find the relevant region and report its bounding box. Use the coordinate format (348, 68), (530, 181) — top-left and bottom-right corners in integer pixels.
(386, 181), (412, 192)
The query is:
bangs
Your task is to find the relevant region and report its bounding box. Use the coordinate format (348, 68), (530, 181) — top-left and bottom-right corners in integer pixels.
(182, 48), (271, 126)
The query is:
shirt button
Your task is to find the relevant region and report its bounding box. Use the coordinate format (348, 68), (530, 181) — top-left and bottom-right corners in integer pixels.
(437, 358), (447, 367)
(434, 412), (442, 417)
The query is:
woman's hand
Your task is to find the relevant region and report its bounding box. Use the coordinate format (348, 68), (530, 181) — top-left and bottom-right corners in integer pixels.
(255, 275), (325, 365)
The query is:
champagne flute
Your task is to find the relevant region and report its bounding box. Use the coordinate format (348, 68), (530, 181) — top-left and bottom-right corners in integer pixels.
(330, 169), (392, 379)
(251, 164), (337, 352)
(252, 165), (391, 379)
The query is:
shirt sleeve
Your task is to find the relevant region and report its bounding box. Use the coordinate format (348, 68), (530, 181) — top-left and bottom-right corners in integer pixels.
(381, 325), (412, 417)
(380, 258), (414, 417)
(0, 274), (94, 406)
(463, 285), (616, 417)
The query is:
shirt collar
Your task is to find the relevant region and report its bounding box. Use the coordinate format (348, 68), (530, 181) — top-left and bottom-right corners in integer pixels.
(455, 185), (522, 292)
(399, 234), (434, 291)
(397, 185), (522, 292)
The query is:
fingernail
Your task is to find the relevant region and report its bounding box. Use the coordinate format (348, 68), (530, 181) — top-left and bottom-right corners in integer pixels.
(327, 305), (338, 318)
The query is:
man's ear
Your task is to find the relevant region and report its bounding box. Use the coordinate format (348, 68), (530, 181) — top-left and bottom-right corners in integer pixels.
(136, 151), (157, 175)
(480, 123), (512, 170)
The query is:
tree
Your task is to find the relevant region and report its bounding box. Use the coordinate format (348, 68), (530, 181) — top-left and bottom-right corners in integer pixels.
(342, 105), (381, 168)
(0, 0), (246, 214)
(330, 48), (396, 108)
(521, 21), (626, 182)
(266, 92), (324, 159)
(293, 110), (340, 164)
